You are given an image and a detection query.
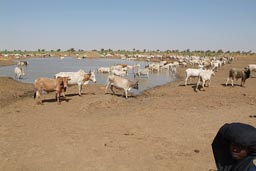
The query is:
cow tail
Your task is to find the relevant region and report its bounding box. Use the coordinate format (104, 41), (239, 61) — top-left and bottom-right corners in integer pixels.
(33, 91), (37, 99)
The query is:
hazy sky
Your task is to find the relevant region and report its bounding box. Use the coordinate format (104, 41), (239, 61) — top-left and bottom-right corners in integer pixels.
(1, 0), (256, 52)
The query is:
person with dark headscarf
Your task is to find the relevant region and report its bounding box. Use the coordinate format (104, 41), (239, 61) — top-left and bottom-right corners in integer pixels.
(212, 122), (256, 171)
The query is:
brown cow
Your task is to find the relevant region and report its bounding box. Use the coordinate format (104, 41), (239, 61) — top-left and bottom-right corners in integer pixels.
(34, 77), (70, 104)
(115, 64), (127, 68)
(225, 67), (251, 87)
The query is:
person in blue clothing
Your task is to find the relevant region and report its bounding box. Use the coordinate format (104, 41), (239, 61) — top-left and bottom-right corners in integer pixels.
(212, 122), (256, 171)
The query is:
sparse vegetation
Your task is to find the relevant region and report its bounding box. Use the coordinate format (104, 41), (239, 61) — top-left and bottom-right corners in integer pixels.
(0, 48), (256, 59)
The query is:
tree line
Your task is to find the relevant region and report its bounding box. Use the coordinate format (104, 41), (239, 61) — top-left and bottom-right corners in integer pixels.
(1, 48), (255, 57)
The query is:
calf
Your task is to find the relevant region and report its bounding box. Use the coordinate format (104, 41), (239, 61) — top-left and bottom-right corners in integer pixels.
(34, 77), (70, 104)
(105, 75), (139, 99)
(196, 69), (215, 90)
(225, 67), (251, 87)
(14, 66), (25, 79)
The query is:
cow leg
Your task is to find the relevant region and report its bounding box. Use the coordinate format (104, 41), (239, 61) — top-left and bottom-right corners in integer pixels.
(231, 79), (234, 87)
(184, 76), (188, 86)
(55, 92), (58, 101)
(225, 77), (229, 86)
(241, 79), (245, 87)
(208, 79), (211, 87)
(124, 89), (128, 99)
(80, 85), (83, 96)
(61, 92), (66, 98)
(56, 91), (61, 102)
(78, 84), (82, 96)
(36, 90), (43, 105)
(110, 85), (115, 95)
(196, 78), (200, 90)
(202, 80), (206, 90)
(56, 92), (61, 104)
(105, 82), (110, 94)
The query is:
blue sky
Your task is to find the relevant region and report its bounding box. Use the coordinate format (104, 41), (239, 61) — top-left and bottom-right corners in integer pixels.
(1, 0), (256, 52)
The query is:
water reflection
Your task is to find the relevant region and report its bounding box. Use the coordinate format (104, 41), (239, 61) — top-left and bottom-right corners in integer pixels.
(0, 57), (177, 94)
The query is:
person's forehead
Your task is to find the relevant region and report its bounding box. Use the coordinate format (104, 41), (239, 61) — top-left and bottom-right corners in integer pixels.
(231, 143), (246, 148)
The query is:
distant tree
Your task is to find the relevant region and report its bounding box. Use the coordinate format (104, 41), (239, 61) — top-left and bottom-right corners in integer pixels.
(38, 49), (41, 52)
(217, 49), (223, 54)
(100, 48), (104, 52)
(51, 50), (54, 52)
(67, 48), (75, 52)
(57, 49), (61, 52)
(41, 49), (45, 52)
(143, 49), (146, 53)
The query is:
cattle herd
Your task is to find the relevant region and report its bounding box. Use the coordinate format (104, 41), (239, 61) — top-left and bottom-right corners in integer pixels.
(13, 56), (256, 104)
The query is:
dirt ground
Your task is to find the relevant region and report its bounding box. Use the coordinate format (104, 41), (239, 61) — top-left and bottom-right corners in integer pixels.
(0, 56), (256, 171)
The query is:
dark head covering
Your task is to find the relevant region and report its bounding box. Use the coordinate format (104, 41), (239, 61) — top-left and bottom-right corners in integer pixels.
(212, 123), (256, 171)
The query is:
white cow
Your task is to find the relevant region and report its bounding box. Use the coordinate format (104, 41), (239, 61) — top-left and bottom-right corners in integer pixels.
(17, 61), (28, 67)
(14, 66), (25, 79)
(248, 64), (256, 77)
(97, 67), (111, 73)
(111, 69), (128, 77)
(105, 75), (139, 99)
(196, 69), (215, 90)
(212, 60), (222, 72)
(110, 65), (123, 71)
(55, 69), (96, 96)
(169, 64), (177, 74)
(184, 68), (203, 86)
(147, 63), (160, 72)
(134, 68), (149, 78)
